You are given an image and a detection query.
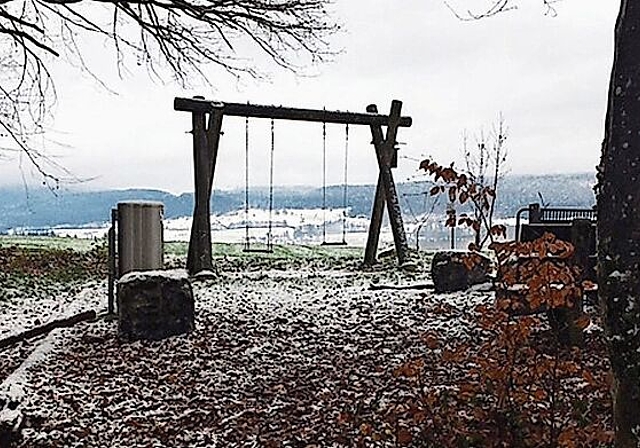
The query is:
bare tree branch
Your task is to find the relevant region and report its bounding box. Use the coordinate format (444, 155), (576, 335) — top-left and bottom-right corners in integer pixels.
(445, 0), (560, 21)
(460, 114), (509, 248)
(0, 0), (338, 183)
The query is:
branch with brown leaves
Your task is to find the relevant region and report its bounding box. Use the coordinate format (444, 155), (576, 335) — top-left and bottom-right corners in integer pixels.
(419, 158), (506, 250)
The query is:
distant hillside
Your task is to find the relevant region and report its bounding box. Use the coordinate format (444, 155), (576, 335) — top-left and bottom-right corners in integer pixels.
(400, 172), (597, 221)
(0, 172), (596, 230)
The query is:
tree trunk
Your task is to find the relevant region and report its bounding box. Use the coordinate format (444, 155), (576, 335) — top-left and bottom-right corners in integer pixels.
(598, 1), (640, 445)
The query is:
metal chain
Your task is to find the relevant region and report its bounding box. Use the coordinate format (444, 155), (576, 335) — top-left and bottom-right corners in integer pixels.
(268, 118), (275, 250)
(322, 116), (327, 244)
(244, 115), (250, 250)
(342, 123), (349, 244)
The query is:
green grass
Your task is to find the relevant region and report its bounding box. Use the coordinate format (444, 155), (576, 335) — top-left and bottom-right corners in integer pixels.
(0, 235), (102, 252)
(2, 237), (362, 261)
(165, 241), (362, 260)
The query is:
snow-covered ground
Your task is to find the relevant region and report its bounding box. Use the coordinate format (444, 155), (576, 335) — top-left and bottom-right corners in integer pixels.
(0, 280), (106, 341)
(0, 253), (497, 447)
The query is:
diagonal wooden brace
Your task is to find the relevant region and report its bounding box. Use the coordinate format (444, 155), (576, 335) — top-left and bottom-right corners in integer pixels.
(363, 101), (410, 266)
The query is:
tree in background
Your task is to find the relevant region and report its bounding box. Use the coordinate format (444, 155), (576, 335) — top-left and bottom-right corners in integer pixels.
(448, 0), (640, 444)
(0, 0), (337, 184)
(460, 114), (508, 248)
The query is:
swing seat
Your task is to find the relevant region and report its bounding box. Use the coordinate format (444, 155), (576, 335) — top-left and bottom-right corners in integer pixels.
(321, 241), (348, 247)
(242, 242), (274, 253)
(242, 248), (274, 254)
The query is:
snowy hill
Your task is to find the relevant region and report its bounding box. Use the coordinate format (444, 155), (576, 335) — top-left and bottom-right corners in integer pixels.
(0, 173), (596, 240)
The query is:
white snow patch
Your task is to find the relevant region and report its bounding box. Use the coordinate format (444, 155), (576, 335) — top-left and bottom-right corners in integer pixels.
(609, 270), (629, 280)
(118, 269), (189, 284)
(469, 282), (494, 292)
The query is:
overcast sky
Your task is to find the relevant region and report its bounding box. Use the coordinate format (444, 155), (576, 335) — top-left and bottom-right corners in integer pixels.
(0, 0), (620, 194)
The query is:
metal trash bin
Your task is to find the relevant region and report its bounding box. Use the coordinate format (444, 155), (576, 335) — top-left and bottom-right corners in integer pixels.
(117, 201), (164, 277)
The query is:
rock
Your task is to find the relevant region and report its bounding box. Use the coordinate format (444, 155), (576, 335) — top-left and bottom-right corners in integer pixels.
(118, 270), (195, 341)
(431, 251), (492, 293)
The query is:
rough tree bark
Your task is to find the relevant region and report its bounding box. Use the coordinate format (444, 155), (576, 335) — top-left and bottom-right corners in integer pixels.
(597, 1), (640, 445)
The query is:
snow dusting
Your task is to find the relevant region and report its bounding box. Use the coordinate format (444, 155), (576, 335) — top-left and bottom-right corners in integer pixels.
(1, 254), (496, 447)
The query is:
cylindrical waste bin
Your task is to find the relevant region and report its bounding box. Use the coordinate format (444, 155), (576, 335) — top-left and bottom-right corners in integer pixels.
(117, 201), (164, 277)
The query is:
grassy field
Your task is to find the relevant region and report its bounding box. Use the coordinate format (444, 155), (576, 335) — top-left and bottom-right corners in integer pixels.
(0, 235), (101, 252)
(2, 236), (360, 256)
(1, 236), (365, 264)
(165, 241), (362, 259)
(0, 236), (433, 280)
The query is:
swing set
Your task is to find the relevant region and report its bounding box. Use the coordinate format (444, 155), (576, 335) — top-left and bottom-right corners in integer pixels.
(243, 116), (350, 252)
(174, 97), (413, 274)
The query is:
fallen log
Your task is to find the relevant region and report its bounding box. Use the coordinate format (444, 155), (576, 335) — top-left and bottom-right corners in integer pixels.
(369, 282), (435, 291)
(1, 329), (66, 445)
(0, 310), (97, 351)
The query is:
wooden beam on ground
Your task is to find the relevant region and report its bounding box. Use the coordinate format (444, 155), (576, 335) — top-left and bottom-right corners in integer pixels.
(174, 97), (412, 128)
(369, 282), (436, 291)
(0, 310), (96, 351)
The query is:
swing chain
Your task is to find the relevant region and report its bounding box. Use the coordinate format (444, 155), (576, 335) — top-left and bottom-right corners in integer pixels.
(268, 118), (275, 251)
(342, 123), (349, 244)
(244, 115), (250, 251)
(322, 117), (327, 243)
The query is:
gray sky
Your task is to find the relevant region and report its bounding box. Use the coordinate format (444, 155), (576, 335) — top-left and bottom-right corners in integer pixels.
(0, 0), (620, 194)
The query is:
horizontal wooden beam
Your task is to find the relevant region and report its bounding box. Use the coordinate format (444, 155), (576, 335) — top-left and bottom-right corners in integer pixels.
(174, 97), (412, 127)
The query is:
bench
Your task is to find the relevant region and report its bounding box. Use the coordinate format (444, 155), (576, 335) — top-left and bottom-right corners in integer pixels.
(515, 203), (597, 281)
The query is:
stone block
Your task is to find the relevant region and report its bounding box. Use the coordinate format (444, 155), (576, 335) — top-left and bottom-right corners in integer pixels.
(431, 250), (492, 293)
(118, 270), (194, 341)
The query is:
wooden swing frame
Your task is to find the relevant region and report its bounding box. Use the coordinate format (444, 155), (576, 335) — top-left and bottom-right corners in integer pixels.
(174, 96), (413, 274)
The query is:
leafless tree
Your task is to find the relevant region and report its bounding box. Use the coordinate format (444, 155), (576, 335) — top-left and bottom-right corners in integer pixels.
(444, 0), (560, 20)
(0, 0), (338, 185)
(461, 114), (508, 248)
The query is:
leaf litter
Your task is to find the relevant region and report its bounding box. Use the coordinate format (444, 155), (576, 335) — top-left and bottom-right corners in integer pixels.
(0, 251), (611, 447)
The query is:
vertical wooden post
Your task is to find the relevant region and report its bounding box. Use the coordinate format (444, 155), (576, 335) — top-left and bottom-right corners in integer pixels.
(549, 219), (590, 347)
(529, 203), (542, 223)
(187, 99), (222, 274)
(363, 101), (410, 266)
(566, 218), (590, 346)
(364, 173), (385, 265)
(107, 208), (117, 315)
